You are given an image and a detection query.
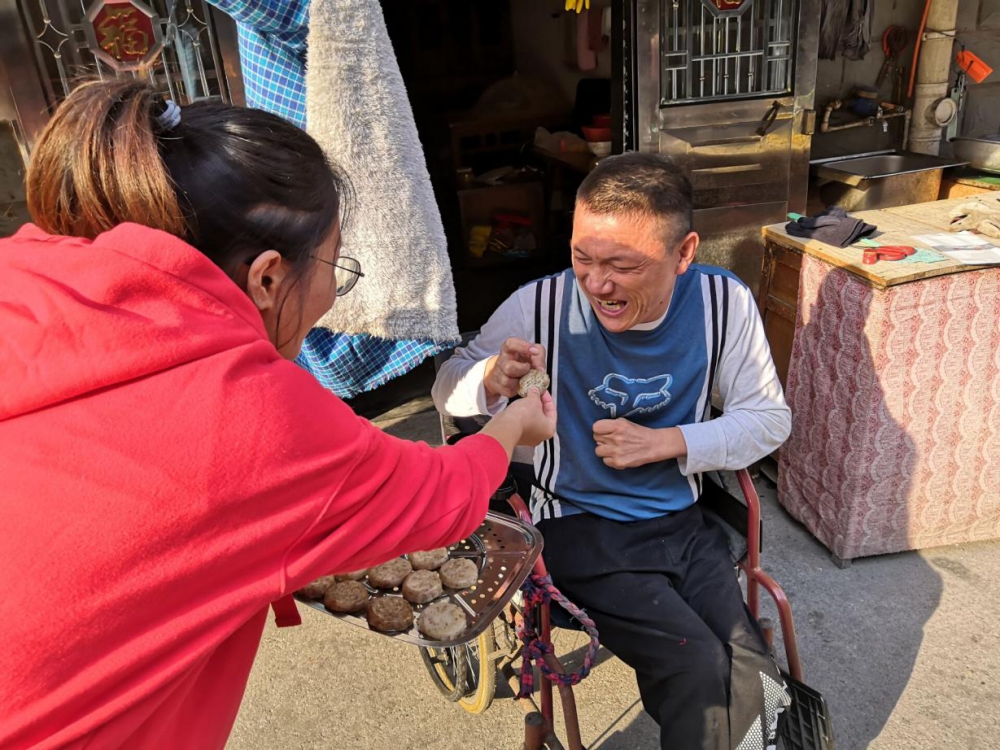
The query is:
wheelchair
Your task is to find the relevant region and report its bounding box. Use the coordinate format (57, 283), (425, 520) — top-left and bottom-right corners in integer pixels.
(421, 344), (833, 749)
(419, 434), (833, 748)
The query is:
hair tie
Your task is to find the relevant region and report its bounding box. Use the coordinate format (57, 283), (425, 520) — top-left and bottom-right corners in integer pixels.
(156, 100), (181, 131)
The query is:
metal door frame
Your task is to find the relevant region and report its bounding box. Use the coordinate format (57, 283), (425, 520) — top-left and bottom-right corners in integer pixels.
(633, 0), (819, 213)
(0, 0), (243, 164)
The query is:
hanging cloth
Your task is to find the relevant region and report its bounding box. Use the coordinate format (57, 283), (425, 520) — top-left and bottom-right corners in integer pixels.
(842, 0), (874, 61)
(306, 0), (459, 345)
(202, 0), (453, 399)
(819, 0), (874, 61)
(819, 0), (851, 60)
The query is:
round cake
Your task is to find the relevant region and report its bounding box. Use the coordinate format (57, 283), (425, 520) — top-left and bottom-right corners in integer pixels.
(417, 601), (467, 641)
(408, 548), (450, 571)
(323, 580), (369, 613)
(517, 369), (550, 398)
(335, 569), (368, 581)
(299, 575), (336, 600)
(368, 558), (413, 589)
(401, 570), (443, 604)
(439, 558), (479, 590)
(366, 596), (414, 632)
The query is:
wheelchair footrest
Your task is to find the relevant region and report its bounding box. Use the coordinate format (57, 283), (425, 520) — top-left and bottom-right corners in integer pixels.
(779, 672), (835, 750)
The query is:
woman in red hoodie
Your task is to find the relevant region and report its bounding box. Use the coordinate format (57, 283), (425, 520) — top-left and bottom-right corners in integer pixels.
(0, 79), (555, 748)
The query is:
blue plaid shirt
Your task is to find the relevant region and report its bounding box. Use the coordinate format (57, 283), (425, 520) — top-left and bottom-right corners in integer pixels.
(207, 0), (447, 398)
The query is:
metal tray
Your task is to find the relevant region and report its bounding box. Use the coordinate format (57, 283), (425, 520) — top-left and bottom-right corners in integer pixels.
(294, 511), (543, 648)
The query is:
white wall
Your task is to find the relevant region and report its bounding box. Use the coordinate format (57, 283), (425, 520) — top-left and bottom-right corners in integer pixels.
(956, 0), (1000, 137)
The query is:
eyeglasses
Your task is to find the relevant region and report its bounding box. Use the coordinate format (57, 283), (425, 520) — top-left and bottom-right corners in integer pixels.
(311, 255), (364, 297)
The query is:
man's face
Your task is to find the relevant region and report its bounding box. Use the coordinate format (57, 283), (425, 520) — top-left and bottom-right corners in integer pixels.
(571, 204), (698, 333)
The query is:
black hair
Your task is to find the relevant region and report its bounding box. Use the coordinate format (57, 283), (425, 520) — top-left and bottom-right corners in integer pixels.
(576, 152), (693, 247)
(28, 78), (351, 348)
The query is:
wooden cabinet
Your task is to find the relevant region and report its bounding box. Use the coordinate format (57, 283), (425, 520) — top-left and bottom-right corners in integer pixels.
(757, 241), (801, 389)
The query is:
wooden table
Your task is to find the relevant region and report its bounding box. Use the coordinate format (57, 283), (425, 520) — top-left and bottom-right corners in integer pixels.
(759, 202), (1000, 564)
(941, 168), (1000, 199)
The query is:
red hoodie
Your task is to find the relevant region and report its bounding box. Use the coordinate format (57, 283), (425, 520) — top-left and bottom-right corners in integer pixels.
(0, 223), (507, 748)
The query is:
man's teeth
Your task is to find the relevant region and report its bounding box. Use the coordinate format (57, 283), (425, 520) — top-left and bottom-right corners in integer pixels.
(598, 300), (625, 309)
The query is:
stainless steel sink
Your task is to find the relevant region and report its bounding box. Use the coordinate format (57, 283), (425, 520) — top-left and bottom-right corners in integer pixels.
(810, 150), (967, 210)
(953, 135), (1000, 174)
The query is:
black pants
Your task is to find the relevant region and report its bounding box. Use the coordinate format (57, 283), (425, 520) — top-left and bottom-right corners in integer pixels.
(537, 504), (787, 750)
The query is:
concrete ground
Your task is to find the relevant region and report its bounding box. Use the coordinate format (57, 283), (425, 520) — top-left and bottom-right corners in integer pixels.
(228, 401), (1000, 750)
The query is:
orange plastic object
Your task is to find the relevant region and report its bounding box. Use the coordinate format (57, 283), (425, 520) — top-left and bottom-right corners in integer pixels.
(957, 50), (993, 84)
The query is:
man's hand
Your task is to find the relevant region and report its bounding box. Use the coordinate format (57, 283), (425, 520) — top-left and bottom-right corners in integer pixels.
(593, 419), (688, 469)
(483, 338), (547, 399)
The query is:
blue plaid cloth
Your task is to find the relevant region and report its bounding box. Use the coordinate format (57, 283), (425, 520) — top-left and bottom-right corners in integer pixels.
(207, 0), (450, 398)
(207, 0), (309, 127)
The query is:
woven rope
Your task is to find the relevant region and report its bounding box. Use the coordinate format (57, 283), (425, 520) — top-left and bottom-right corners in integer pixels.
(516, 574), (600, 699)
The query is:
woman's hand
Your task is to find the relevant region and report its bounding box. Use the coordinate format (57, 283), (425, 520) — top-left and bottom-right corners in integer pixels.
(504, 388), (557, 446)
(480, 388), (557, 459)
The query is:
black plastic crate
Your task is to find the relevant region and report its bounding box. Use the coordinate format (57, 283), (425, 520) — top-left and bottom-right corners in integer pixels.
(779, 672), (835, 750)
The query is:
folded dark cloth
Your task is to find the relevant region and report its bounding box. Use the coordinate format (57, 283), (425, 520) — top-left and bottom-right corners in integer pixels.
(785, 207), (877, 248)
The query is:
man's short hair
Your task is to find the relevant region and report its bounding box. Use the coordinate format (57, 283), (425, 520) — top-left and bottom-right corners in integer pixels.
(575, 152), (693, 247)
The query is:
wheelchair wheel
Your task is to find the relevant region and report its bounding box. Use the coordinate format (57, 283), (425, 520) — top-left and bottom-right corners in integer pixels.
(419, 627), (498, 714)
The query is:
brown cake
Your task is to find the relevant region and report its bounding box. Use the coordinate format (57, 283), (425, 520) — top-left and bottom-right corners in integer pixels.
(366, 596), (414, 632)
(323, 580), (369, 613)
(439, 558), (478, 590)
(335, 569), (368, 581)
(299, 575), (336, 600)
(368, 558), (413, 588)
(417, 601), (467, 641)
(408, 548), (449, 571)
(401, 570), (443, 604)
(517, 369), (550, 398)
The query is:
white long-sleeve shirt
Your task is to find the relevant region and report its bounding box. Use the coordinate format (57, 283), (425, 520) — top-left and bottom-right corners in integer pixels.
(433, 266), (791, 521)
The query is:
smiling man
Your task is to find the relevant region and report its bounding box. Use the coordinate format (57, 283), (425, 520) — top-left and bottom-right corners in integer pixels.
(433, 153), (792, 750)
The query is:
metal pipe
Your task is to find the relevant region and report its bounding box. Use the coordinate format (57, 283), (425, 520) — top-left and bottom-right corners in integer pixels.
(523, 712), (549, 750)
(819, 100), (910, 134)
(539, 601), (554, 726)
(505, 667), (542, 716)
(737, 468), (761, 618)
(820, 99), (844, 132)
(821, 112), (909, 133)
(754, 568), (804, 682)
(908, 0), (960, 154)
(822, 119), (876, 133)
(542, 652), (584, 750)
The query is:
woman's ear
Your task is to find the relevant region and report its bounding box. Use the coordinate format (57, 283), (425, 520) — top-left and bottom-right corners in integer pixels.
(246, 250), (287, 312)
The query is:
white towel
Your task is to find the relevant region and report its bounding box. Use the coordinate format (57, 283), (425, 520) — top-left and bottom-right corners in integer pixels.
(306, 0), (458, 342)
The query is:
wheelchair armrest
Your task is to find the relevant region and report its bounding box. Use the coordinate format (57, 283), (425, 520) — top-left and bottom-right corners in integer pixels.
(506, 491), (533, 525)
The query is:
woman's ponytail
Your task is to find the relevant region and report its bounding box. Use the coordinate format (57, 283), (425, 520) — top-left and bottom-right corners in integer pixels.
(25, 77), (345, 286)
(26, 78), (188, 239)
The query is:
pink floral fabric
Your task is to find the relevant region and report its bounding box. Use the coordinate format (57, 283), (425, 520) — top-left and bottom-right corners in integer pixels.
(777, 255), (1000, 560)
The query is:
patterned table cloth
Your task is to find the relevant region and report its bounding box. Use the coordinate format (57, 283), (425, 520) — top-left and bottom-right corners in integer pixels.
(777, 254), (1000, 561)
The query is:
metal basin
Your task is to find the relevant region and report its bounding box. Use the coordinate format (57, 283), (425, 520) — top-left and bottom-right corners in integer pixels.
(952, 135), (1000, 174)
(811, 150), (967, 210)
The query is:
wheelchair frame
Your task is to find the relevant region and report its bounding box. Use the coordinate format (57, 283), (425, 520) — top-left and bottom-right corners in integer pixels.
(420, 468), (804, 750)
(506, 468), (801, 750)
